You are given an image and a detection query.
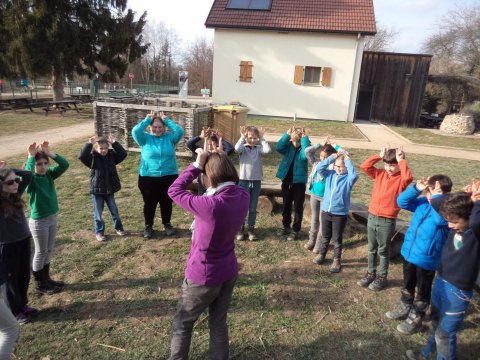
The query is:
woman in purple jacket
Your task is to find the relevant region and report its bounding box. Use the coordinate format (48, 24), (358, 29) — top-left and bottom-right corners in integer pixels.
(167, 151), (249, 360)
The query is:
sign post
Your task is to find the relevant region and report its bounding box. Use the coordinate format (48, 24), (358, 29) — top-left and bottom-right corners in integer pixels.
(128, 73), (135, 90)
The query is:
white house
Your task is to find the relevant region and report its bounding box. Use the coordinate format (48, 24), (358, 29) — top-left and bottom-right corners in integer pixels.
(205, 0), (376, 121)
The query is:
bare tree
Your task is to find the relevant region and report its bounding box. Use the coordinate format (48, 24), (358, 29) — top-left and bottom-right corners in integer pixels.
(424, 4), (480, 77)
(364, 23), (398, 52)
(181, 37), (213, 95)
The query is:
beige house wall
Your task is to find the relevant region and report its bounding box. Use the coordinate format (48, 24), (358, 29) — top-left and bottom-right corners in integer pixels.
(212, 29), (365, 121)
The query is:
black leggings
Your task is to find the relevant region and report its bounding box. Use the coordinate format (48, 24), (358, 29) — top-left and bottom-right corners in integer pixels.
(0, 237), (31, 315)
(138, 175), (177, 227)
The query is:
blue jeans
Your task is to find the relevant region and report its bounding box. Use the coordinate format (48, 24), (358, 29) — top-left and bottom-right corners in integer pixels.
(239, 180), (261, 228)
(421, 276), (472, 360)
(91, 194), (123, 234)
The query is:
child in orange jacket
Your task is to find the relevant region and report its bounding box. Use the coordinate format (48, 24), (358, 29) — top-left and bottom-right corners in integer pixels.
(357, 145), (413, 291)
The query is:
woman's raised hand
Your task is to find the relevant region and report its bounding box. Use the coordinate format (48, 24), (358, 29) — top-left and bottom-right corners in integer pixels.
(107, 134), (116, 144)
(89, 136), (98, 144)
(195, 148), (209, 167)
(159, 111), (167, 121)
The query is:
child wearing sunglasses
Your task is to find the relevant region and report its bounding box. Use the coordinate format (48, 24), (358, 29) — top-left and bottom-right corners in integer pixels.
(0, 160), (37, 325)
(25, 141), (69, 296)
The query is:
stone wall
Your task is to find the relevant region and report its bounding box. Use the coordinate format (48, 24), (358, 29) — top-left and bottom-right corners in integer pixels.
(440, 114), (475, 135)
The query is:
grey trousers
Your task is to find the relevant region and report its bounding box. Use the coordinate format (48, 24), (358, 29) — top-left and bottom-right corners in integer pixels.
(29, 214), (57, 272)
(169, 277), (237, 360)
(308, 196), (323, 250)
(0, 284), (19, 360)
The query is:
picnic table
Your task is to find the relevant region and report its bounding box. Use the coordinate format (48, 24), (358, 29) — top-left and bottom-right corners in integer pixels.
(0, 97), (33, 112)
(43, 99), (80, 116)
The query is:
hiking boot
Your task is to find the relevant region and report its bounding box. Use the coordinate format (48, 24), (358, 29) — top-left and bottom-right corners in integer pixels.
(115, 229), (126, 236)
(405, 350), (428, 360)
(330, 258), (341, 273)
(144, 224), (153, 239)
(286, 232), (298, 241)
(15, 312), (32, 325)
(44, 263), (65, 288)
(304, 240), (315, 251)
(33, 268), (62, 295)
(312, 254), (325, 265)
(277, 227), (291, 237)
(385, 302), (412, 320)
(368, 275), (388, 291)
(247, 227), (257, 241)
(357, 272), (376, 287)
(397, 309), (424, 335)
(95, 232), (106, 241)
(164, 223), (176, 236)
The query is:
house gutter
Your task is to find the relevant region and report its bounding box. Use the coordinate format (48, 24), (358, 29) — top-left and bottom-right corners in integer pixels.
(346, 33), (361, 122)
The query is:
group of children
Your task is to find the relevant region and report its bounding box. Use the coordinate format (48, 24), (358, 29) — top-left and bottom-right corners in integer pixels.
(0, 116), (479, 360)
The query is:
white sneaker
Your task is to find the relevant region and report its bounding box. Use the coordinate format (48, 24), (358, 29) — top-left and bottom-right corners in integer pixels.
(95, 233), (106, 241)
(115, 229), (126, 236)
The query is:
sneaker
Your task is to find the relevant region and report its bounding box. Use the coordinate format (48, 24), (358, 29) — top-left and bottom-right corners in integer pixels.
(22, 306), (39, 317)
(95, 232), (106, 241)
(312, 254), (325, 265)
(164, 223), (176, 236)
(405, 350), (428, 360)
(247, 228), (257, 241)
(368, 275), (388, 291)
(236, 231), (245, 241)
(276, 227), (291, 237)
(286, 232), (298, 241)
(357, 272), (376, 287)
(397, 309), (423, 335)
(15, 312), (32, 325)
(330, 258), (341, 273)
(312, 247), (320, 254)
(115, 229), (126, 236)
(144, 225), (153, 239)
(385, 303), (412, 320)
(304, 240), (315, 251)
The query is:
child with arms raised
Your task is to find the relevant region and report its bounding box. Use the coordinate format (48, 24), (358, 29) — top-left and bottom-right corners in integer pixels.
(26, 141), (69, 295)
(386, 175), (452, 335)
(304, 137), (339, 253)
(235, 125), (271, 240)
(358, 145), (413, 291)
(276, 127), (311, 240)
(312, 150), (358, 272)
(78, 135), (127, 241)
(406, 180), (480, 360)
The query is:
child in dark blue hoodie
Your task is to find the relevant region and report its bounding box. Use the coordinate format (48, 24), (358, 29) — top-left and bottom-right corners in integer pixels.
(312, 150), (358, 273)
(386, 175), (452, 335)
(406, 182), (480, 360)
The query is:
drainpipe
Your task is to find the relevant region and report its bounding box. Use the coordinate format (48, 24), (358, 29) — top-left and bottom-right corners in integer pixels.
(346, 33), (361, 122)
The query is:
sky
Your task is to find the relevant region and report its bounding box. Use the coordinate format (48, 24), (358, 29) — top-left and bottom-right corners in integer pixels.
(128, 0), (477, 54)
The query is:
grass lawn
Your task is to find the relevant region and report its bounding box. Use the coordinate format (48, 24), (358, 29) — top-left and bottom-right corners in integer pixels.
(388, 126), (480, 151)
(0, 105), (93, 135)
(247, 117), (364, 140)
(3, 139), (480, 359)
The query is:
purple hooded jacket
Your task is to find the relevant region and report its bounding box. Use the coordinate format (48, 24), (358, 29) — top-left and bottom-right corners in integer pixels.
(168, 164), (249, 286)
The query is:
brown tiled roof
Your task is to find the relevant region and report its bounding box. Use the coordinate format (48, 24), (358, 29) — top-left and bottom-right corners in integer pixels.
(205, 0), (376, 35)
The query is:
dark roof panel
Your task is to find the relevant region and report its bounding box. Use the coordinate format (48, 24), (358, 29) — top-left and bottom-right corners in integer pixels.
(205, 0), (377, 35)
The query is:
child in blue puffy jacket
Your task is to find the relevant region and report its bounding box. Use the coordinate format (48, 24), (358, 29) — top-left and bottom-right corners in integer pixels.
(312, 150), (358, 273)
(386, 174), (452, 335)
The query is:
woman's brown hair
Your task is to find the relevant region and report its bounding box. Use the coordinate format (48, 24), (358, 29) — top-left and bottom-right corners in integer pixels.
(204, 152), (239, 188)
(0, 168), (25, 218)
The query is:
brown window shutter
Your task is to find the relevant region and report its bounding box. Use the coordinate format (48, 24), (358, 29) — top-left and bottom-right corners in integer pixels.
(239, 61), (252, 82)
(293, 65), (304, 85)
(321, 67), (332, 87)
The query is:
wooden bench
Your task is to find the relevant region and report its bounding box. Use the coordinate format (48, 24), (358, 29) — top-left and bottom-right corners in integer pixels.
(42, 106), (68, 116)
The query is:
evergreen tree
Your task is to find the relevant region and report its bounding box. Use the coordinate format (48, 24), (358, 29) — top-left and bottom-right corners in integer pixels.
(0, 0), (148, 99)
